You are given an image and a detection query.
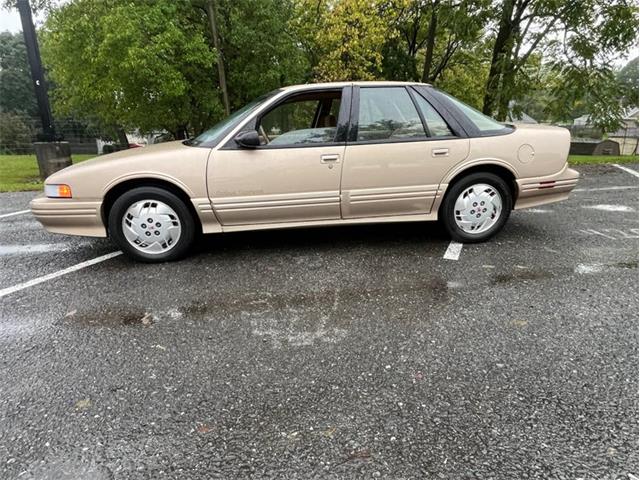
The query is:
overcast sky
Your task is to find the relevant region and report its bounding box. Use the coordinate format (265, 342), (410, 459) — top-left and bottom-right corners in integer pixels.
(0, 7), (46, 32)
(0, 9), (22, 32)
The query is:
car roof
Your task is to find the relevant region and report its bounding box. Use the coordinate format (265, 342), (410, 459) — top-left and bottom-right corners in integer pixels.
(281, 81), (431, 92)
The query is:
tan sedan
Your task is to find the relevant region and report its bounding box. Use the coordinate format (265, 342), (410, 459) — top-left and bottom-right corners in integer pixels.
(31, 81), (579, 262)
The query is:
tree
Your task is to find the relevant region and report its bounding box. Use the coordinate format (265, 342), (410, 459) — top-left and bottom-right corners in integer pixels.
(192, 0), (230, 115)
(216, 0), (308, 108)
(617, 57), (639, 110)
(290, 0), (330, 81)
(293, 0), (394, 81)
(0, 31), (38, 116)
(205, 0), (230, 115)
(1, 0), (52, 12)
(434, 41), (493, 108)
(0, 111), (34, 153)
(482, 0), (638, 125)
(40, 0), (221, 139)
(381, 0), (491, 85)
(23, 0), (636, 137)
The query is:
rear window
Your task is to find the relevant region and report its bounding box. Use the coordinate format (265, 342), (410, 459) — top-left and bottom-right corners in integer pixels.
(432, 89), (512, 134)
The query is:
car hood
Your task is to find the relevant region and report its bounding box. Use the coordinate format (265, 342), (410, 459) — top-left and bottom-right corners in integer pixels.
(43, 139), (212, 199)
(57, 140), (191, 175)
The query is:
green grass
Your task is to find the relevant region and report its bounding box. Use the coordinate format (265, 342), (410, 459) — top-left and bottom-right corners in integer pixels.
(568, 154), (638, 165)
(0, 154), (94, 192)
(1, 152), (637, 192)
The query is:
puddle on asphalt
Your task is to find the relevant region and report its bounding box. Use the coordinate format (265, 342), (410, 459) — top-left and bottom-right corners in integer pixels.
(58, 274), (451, 336)
(492, 270), (552, 284)
(493, 259), (637, 283)
(20, 457), (112, 480)
(58, 256), (637, 330)
(62, 307), (154, 327)
(575, 260), (638, 274)
(176, 277), (450, 321)
(615, 260), (639, 269)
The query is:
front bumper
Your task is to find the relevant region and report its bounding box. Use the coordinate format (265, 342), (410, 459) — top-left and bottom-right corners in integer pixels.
(514, 164), (579, 209)
(30, 195), (107, 237)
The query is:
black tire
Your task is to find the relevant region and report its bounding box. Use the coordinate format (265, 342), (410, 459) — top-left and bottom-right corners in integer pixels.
(108, 186), (196, 262)
(440, 172), (512, 243)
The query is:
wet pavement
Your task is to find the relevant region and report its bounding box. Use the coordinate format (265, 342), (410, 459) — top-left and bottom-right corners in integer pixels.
(0, 164), (638, 479)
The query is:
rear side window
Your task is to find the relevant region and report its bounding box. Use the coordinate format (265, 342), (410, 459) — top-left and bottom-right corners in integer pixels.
(357, 87), (426, 142)
(413, 94), (453, 137)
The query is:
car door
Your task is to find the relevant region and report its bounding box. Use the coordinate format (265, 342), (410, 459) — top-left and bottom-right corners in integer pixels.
(340, 86), (469, 218)
(208, 87), (350, 226)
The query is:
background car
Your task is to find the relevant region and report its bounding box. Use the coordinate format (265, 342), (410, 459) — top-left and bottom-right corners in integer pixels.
(31, 81), (579, 262)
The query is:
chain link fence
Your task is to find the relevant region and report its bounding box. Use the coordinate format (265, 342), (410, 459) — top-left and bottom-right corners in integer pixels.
(555, 123), (638, 156)
(0, 111), (124, 155)
(3, 111), (637, 156)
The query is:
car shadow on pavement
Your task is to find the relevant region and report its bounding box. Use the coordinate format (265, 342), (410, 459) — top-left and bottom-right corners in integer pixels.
(192, 220), (451, 256)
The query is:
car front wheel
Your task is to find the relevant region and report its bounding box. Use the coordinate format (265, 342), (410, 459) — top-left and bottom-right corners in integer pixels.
(440, 172), (512, 243)
(108, 186), (196, 262)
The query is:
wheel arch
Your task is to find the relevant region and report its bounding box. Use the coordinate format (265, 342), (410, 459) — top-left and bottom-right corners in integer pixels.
(441, 162), (518, 208)
(102, 178), (202, 234)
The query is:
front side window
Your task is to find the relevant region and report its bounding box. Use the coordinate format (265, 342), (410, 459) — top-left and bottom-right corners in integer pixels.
(357, 87), (426, 142)
(189, 89), (280, 147)
(257, 90), (342, 147)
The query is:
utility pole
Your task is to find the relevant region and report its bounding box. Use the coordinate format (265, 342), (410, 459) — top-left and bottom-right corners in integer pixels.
(16, 0), (71, 178)
(204, 0), (230, 115)
(17, 0), (56, 141)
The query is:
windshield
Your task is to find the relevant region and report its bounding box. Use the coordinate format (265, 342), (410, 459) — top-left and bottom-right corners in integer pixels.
(188, 89), (281, 147)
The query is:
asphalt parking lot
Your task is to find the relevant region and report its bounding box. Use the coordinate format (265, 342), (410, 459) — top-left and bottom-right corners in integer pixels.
(0, 163), (638, 479)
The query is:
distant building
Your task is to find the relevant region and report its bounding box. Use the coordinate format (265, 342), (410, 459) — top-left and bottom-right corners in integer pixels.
(608, 107), (638, 155)
(568, 108), (638, 156)
(572, 114), (591, 127)
(506, 101), (538, 124)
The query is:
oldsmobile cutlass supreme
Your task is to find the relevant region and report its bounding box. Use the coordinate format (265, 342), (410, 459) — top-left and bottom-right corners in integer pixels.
(31, 81), (579, 262)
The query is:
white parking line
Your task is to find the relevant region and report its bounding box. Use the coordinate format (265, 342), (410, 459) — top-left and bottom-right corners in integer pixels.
(0, 209), (30, 219)
(443, 241), (463, 260)
(613, 164), (639, 178)
(0, 251), (122, 299)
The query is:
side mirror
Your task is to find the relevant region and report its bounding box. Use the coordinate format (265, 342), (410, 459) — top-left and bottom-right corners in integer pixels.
(234, 130), (261, 148)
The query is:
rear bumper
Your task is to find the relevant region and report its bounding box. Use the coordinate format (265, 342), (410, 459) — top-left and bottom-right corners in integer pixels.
(30, 195), (107, 237)
(514, 164), (579, 209)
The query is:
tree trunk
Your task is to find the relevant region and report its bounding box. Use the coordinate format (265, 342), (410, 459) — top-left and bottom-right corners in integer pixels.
(115, 126), (128, 148)
(497, 65), (515, 120)
(205, 0), (230, 115)
(174, 127), (188, 140)
(482, 0), (516, 116)
(421, 1), (439, 83)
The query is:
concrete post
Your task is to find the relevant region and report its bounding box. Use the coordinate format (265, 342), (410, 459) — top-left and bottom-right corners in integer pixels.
(33, 142), (72, 179)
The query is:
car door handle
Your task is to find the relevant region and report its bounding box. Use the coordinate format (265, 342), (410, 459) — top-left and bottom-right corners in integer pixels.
(432, 148), (449, 157)
(320, 154), (340, 164)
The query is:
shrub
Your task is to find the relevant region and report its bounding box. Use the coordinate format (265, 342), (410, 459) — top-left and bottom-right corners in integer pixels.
(0, 112), (35, 154)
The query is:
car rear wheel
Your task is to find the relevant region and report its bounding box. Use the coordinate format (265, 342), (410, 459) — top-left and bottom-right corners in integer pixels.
(108, 186), (196, 262)
(440, 172), (512, 243)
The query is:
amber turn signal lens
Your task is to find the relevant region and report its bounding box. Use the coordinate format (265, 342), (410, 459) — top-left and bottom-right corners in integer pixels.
(44, 184), (73, 198)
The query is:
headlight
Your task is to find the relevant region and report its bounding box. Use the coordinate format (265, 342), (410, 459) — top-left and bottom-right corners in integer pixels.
(45, 184), (73, 198)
